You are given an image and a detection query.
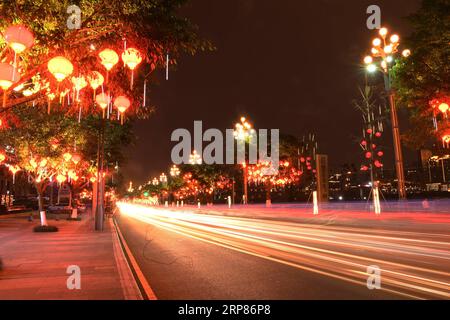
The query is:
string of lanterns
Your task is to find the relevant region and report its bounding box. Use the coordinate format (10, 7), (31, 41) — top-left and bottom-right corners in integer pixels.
(0, 23), (147, 125)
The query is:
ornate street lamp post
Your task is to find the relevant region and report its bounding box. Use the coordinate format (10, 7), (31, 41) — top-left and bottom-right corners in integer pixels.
(363, 27), (411, 200)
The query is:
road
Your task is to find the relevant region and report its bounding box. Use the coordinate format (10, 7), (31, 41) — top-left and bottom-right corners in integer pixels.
(116, 203), (450, 300)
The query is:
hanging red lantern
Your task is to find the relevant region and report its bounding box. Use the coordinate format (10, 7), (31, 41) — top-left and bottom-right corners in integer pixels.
(114, 96), (131, 113)
(372, 144), (377, 149)
(438, 103), (449, 114)
(0, 63), (20, 90)
(87, 71), (104, 90)
(122, 48), (142, 70)
(361, 140), (367, 146)
(366, 128), (373, 134)
(99, 49), (119, 71)
(361, 165), (369, 171)
(375, 132), (382, 137)
(72, 154), (81, 165)
(4, 25), (34, 53)
(377, 151), (384, 157)
(374, 160), (383, 168)
(95, 92), (110, 110)
(48, 56), (73, 82)
(63, 152), (72, 162)
(365, 151), (372, 159)
(114, 96), (131, 125)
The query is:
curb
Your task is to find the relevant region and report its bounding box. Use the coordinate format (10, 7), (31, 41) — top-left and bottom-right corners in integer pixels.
(112, 217), (157, 300)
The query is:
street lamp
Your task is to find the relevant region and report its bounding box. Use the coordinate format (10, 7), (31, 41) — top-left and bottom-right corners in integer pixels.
(170, 164), (180, 177)
(233, 116), (255, 204)
(189, 150), (202, 165)
(363, 27), (410, 200)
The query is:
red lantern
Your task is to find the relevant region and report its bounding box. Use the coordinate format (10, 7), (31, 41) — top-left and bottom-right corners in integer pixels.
(122, 48), (142, 70)
(99, 49), (119, 71)
(377, 151), (384, 157)
(372, 144), (377, 149)
(4, 25), (34, 53)
(48, 56), (73, 82)
(366, 128), (373, 134)
(72, 154), (81, 165)
(361, 165), (369, 171)
(95, 92), (110, 110)
(114, 96), (131, 113)
(375, 132), (382, 137)
(374, 160), (383, 168)
(87, 71), (104, 90)
(361, 140), (367, 146)
(438, 103), (449, 114)
(365, 151), (372, 159)
(0, 63), (20, 90)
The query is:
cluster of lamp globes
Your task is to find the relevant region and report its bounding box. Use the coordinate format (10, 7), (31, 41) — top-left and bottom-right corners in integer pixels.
(233, 116), (255, 141)
(0, 24), (144, 123)
(363, 27), (411, 73)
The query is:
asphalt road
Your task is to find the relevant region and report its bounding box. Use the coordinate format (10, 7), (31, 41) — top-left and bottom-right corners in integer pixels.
(116, 203), (450, 300)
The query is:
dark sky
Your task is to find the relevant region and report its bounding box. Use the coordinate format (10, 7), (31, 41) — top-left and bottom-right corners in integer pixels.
(123, 0), (421, 184)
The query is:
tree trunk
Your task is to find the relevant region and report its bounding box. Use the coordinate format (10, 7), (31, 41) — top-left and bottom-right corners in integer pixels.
(36, 183), (48, 226)
(265, 181), (272, 207)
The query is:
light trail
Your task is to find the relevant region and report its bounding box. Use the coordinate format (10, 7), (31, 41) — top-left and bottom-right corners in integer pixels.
(117, 202), (450, 300)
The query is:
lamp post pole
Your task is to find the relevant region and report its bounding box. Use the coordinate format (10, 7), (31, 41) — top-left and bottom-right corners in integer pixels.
(364, 27), (410, 200)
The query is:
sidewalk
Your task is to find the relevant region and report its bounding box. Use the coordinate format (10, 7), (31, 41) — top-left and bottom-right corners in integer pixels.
(0, 211), (142, 300)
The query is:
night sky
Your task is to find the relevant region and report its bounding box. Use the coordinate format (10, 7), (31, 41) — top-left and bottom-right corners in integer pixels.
(123, 0), (421, 184)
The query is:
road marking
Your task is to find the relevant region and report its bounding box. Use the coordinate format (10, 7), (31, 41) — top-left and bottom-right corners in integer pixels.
(113, 218), (157, 300)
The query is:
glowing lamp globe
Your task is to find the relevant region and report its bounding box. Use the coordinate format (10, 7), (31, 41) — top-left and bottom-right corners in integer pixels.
(114, 96), (131, 113)
(363, 56), (373, 64)
(48, 56), (73, 82)
(438, 103), (449, 114)
(95, 92), (110, 109)
(87, 71), (104, 90)
(0, 63), (20, 90)
(0, 153), (6, 163)
(121, 48), (142, 70)
(99, 49), (119, 71)
(4, 25), (34, 53)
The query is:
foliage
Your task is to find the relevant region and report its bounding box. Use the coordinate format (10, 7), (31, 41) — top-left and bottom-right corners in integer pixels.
(0, 0), (212, 115)
(393, 0), (450, 149)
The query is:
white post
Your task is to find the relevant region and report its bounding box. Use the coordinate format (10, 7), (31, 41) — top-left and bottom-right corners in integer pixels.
(227, 196), (231, 209)
(181, 200), (184, 207)
(373, 187), (381, 215)
(176, 201), (179, 207)
(313, 191), (319, 215)
(164, 201), (168, 207)
(71, 208), (78, 219)
(266, 199), (272, 207)
(40, 211), (48, 226)
(197, 201), (201, 209)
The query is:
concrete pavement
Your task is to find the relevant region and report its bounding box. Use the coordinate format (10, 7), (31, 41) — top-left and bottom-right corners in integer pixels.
(0, 211), (142, 300)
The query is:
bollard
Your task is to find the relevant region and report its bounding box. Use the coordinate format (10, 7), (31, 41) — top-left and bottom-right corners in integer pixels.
(313, 191), (319, 215)
(227, 196), (231, 208)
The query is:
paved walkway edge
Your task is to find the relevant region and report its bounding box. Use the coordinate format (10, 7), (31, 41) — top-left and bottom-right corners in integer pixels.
(111, 218), (157, 300)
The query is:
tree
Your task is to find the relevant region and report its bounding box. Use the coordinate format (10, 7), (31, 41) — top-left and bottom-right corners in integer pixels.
(0, 0), (212, 114)
(0, 0), (210, 220)
(393, 0), (450, 149)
